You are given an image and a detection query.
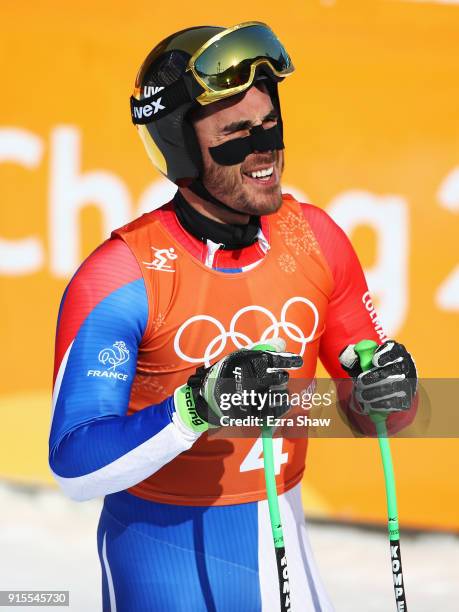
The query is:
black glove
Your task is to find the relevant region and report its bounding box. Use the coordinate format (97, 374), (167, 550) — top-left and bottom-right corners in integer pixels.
(182, 339), (303, 428)
(339, 340), (417, 414)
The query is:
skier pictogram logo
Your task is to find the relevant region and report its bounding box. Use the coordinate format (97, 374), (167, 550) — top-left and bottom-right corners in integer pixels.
(143, 246), (178, 272)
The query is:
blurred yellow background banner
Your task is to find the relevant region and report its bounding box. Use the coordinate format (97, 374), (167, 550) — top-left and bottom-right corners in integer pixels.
(1, 0), (458, 530)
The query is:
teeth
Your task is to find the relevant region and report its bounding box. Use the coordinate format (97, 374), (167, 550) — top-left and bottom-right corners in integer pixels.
(250, 166), (273, 179)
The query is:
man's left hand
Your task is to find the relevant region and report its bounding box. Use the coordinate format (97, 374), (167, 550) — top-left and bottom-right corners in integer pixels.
(339, 340), (417, 415)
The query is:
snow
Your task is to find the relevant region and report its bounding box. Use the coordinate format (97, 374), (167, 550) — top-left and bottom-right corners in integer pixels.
(0, 482), (457, 611)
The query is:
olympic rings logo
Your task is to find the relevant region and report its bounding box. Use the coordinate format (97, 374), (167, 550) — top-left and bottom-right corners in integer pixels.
(173, 297), (319, 366)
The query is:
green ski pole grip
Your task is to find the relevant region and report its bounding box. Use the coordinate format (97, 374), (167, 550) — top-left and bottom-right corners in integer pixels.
(354, 339), (378, 372)
(355, 339), (386, 428)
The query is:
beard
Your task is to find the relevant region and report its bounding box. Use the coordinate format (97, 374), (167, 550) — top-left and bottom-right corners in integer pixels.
(201, 150), (284, 216)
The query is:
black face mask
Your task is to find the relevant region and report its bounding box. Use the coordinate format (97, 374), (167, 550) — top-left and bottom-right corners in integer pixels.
(208, 124), (284, 166)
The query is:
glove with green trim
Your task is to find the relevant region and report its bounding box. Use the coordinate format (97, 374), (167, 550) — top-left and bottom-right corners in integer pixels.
(174, 338), (303, 433)
(339, 339), (417, 415)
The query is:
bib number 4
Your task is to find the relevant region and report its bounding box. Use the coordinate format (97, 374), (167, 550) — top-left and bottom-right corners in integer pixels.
(240, 437), (288, 476)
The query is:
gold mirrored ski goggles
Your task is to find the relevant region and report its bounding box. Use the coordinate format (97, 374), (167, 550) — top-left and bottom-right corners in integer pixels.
(188, 21), (294, 105)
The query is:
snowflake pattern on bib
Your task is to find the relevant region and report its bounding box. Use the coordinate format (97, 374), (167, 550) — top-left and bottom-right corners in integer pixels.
(278, 252), (297, 274)
(277, 210), (320, 257)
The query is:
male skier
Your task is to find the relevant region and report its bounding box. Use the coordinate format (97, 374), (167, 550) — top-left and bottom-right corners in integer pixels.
(49, 22), (417, 611)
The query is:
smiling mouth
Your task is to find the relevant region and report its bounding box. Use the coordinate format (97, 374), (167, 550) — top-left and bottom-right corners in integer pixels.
(242, 165), (277, 185)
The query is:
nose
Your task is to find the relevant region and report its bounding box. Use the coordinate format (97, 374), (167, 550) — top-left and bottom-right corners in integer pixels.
(250, 124), (275, 153)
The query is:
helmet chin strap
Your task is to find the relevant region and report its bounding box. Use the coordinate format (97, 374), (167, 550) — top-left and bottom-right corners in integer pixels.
(188, 179), (247, 215)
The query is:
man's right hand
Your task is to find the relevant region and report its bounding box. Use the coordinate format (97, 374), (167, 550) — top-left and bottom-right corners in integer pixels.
(174, 339), (303, 433)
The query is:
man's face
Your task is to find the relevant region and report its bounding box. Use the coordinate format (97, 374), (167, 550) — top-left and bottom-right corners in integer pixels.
(192, 83), (284, 216)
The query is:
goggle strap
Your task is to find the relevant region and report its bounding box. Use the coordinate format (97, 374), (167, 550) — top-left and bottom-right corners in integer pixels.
(130, 75), (203, 125)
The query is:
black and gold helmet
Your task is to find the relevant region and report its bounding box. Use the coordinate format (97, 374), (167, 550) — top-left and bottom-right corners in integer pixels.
(130, 22), (294, 185)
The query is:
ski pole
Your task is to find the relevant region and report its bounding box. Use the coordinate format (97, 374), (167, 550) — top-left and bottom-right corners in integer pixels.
(355, 339), (408, 612)
(252, 340), (292, 612)
(262, 425), (291, 612)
